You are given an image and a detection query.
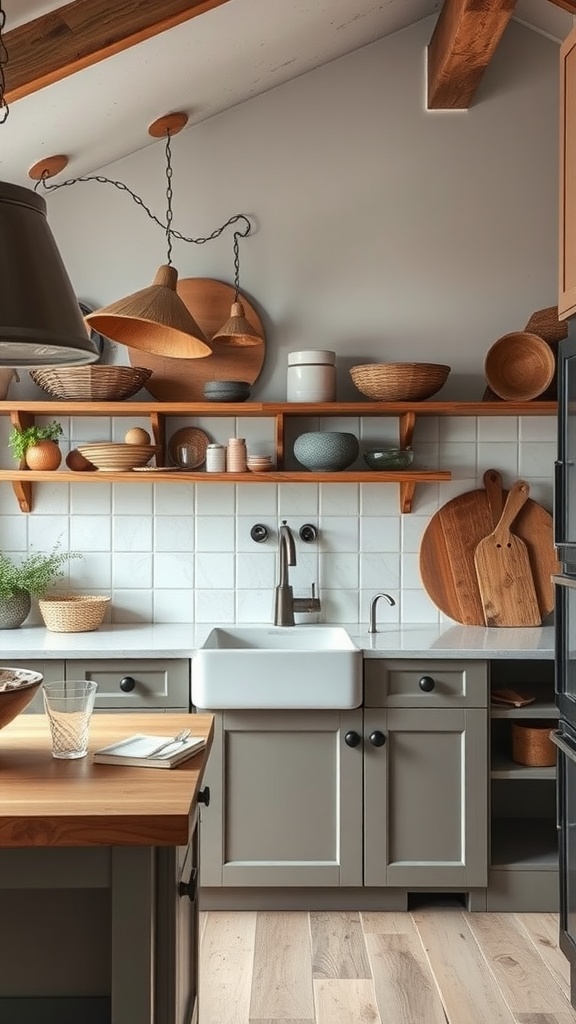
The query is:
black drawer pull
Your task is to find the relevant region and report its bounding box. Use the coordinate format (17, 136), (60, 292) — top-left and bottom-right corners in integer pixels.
(369, 731), (386, 747)
(178, 867), (198, 903)
(119, 676), (136, 692)
(419, 675), (435, 692)
(344, 731), (361, 748)
(198, 786), (211, 806)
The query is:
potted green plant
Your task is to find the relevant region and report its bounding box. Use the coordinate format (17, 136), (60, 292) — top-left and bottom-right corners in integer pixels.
(8, 420), (63, 470)
(0, 545), (81, 629)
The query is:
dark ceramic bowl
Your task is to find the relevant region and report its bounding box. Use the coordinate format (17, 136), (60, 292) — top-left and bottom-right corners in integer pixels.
(363, 448), (413, 471)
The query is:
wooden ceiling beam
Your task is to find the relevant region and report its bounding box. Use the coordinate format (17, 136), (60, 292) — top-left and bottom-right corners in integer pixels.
(427, 0), (518, 110)
(548, 0), (576, 13)
(3, 0), (233, 103)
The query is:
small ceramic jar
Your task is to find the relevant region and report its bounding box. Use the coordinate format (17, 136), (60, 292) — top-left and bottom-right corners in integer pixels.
(206, 443), (226, 473)
(287, 350), (336, 403)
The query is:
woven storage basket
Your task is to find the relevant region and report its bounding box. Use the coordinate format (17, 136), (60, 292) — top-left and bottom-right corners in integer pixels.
(29, 366), (152, 401)
(349, 363), (450, 402)
(524, 306), (568, 346)
(511, 720), (556, 767)
(39, 595), (110, 633)
(484, 332), (555, 401)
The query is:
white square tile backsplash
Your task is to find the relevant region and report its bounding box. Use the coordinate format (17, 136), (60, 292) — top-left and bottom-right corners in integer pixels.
(2, 415), (555, 625)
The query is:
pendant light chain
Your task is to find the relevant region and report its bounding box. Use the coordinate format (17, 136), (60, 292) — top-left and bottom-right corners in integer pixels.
(0, 3), (9, 125)
(164, 131), (174, 267)
(36, 166), (252, 281)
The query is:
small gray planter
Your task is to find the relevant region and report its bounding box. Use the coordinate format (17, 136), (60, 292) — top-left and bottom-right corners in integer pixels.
(0, 591), (31, 629)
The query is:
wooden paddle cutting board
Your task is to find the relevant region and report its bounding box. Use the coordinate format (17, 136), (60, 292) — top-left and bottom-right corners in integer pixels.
(473, 480), (542, 627)
(419, 472), (558, 626)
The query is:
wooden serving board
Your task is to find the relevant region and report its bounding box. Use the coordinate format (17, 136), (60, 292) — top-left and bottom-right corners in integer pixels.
(127, 278), (266, 400)
(419, 482), (558, 626)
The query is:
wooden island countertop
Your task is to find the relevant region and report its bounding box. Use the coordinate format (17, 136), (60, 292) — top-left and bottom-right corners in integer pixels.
(0, 712), (214, 848)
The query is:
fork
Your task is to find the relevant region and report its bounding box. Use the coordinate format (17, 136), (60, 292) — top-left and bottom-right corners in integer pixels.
(147, 729), (191, 758)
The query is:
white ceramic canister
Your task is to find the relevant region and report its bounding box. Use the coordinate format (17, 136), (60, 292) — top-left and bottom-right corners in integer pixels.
(287, 350), (336, 403)
(206, 443), (226, 473)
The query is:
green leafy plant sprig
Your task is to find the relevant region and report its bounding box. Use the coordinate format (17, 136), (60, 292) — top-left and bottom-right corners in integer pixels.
(0, 545), (81, 598)
(8, 421), (63, 462)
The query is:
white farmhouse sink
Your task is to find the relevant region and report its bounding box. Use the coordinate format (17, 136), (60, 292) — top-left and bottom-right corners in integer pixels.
(192, 626), (362, 709)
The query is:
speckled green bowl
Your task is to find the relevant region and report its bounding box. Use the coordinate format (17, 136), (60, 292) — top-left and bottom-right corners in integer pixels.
(363, 448), (413, 471)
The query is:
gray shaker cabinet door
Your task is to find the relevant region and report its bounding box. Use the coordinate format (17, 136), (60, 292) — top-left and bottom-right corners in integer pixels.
(364, 707), (488, 888)
(200, 709), (363, 887)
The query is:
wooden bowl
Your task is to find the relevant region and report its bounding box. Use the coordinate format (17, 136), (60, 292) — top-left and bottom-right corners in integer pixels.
(76, 442), (160, 471)
(0, 668), (43, 729)
(484, 332), (555, 401)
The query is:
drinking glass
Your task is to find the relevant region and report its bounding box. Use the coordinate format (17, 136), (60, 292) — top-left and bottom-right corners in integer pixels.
(42, 680), (98, 759)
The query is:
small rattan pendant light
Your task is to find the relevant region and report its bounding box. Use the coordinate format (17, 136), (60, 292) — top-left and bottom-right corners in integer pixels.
(85, 113), (211, 360)
(212, 218), (263, 347)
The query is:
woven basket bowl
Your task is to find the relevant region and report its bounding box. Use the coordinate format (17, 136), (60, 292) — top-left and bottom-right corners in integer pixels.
(511, 720), (556, 767)
(484, 332), (556, 401)
(39, 595), (110, 633)
(76, 442), (160, 471)
(0, 668), (43, 729)
(350, 363), (450, 401)
(29, 366), (152, 401)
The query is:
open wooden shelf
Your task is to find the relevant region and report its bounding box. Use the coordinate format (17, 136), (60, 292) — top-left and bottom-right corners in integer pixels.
(2, 399), (557, 513)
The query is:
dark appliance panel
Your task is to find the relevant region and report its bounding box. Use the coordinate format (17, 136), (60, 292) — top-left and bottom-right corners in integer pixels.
(551, 720), (576, 984)
(555, 575), (576, 723)
(555, 327), (576, 565)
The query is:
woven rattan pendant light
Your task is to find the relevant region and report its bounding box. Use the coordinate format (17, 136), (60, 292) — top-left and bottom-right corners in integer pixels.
(212, 215), (263, 346)
(86, 263), (211, 359)
(86, 113), (211, 360)
(212, 299), (263, 346)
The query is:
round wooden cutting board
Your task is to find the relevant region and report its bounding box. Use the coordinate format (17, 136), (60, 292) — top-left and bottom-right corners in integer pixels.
(419, 485), (558, 626)
(127, 278), (266, 400)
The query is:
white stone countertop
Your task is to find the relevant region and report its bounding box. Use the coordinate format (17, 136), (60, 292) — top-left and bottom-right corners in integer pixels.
(0, 622), (555, 660)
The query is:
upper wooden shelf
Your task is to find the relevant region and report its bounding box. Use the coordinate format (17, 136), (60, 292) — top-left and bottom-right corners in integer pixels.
(0, 399), (559, 416)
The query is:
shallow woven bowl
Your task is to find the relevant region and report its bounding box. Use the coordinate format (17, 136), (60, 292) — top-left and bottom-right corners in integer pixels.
(29, 365), (152, 401)
(76, 442), (160, 471)
(0, 668), (43, 729)
(39, 596), (110, 633)
(484, 331), (556, 401)
(363, 448), (414, 470)
(350, 363), (450, 401)
(294, 431), (359, 472)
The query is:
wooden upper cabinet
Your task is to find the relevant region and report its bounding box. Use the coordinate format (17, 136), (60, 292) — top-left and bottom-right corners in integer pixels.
(559, 24), (576, 319)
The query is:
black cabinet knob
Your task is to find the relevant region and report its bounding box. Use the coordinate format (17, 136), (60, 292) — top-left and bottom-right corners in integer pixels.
(369, 730), (386, 747)
(344, 731), (361, 748)
(119, 675), (136, 693)
(419, 675), (436, 692)
(198, 786), (211, 806)
(178, 867), (198, 903)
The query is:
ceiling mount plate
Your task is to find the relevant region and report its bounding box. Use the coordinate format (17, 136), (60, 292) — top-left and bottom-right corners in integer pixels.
(27, 154), (69, 181)
(148, 112), (188, 138)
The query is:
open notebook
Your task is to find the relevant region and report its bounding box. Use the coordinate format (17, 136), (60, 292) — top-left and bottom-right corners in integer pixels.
(93, 733), (206, 769)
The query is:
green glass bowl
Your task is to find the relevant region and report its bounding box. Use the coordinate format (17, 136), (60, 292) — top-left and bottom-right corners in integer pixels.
(363, 448), (413, 471)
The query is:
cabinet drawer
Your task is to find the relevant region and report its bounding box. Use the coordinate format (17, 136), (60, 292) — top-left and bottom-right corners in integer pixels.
(67, 659), (190, 709)
(17, 660), (66, 713)
(364, 659), (488, 708)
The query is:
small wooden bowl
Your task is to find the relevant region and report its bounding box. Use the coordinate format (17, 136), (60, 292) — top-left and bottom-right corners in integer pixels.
(0, 668), (43, 729)
(484, 332), (555, 401)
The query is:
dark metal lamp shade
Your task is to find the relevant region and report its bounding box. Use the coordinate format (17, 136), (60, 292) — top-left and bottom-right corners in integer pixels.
(0, 181), (99, 367)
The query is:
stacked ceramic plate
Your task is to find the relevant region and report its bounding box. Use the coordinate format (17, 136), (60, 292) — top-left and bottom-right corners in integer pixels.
(203, 380), (251, 403)
(247, 455), (275, 473)
(76, 442), (160, 471)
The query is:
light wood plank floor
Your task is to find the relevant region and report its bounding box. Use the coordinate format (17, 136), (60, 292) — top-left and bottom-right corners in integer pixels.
(199, 909), (576, 1024)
